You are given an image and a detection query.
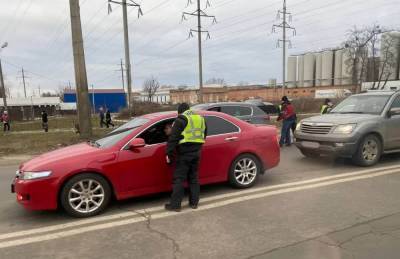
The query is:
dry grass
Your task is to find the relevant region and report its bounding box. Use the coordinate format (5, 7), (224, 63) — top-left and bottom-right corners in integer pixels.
(0, 128), (112, 156)
(9, 116), (123, 132)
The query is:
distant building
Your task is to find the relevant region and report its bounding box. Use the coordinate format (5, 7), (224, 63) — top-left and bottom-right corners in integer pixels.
(0, 97), (61, 120)
(137, 86), (174, 104)
(170, 85), (357, 104)
(63, 89), (127, 113)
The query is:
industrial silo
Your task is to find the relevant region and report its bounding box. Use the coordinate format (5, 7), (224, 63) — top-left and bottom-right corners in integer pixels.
(380, 32), (400, 81)
(297, 55), (304, 87)
(268, 78), (277, 87)
(341, 49), (353, 85)
(334, 49), (343, 85)
(315, 52), (322, 86)
(321, 50), (334, 86)
(303, 53), (315, 87)
(287, 56), (297, 88)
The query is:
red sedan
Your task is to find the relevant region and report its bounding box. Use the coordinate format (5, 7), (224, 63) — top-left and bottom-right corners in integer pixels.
(12, 111), (280, 217)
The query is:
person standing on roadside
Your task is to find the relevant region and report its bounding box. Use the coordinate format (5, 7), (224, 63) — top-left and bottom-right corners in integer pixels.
(165, 103), (207, 212)
(99, 107), (106, 128)
(321, 98), (334, 114)
(277, 96), (296, 147)
(41, 110), (49, 132)
(105, 109), (114, 128)
(2, 111), (10, 132)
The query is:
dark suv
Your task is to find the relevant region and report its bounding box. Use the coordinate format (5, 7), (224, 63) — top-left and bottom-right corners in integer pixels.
(295, 91), (400, 166)
(192, 102), (270, 125)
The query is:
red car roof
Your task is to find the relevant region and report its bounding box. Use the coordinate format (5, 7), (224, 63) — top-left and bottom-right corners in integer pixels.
(140, 110), (250, 128)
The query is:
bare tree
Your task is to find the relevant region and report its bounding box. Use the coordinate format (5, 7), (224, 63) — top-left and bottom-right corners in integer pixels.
(376, 35), (398, 89)
(143, 76), (160, 102)
(343, 25), (381, 92)
(206, 78), (226, 86)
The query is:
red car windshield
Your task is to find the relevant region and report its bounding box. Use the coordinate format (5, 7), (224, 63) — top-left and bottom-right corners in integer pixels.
(95, 117), (150, 148)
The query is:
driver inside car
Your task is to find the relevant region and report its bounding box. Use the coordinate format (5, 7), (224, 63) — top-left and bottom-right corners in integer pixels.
(164, 123), (173, 137)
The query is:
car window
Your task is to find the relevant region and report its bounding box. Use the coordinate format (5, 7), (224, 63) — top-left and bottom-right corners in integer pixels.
(238, 106), (252, 116)
(96, 128), (136, 148)
(204, 116), (239, 136)
(221, 106), (251, 116)
(258, 104), (278, 114)
(138, 119), (175, 145)
(390, 96), (400, 109)
(110, 117), (149, 133)
(208, 106), (221, 112)
(95, 117), (150, 148)
(330, 95), (390, 115)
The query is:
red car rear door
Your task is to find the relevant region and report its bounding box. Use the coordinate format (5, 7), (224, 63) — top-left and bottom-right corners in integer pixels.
(199, 115), (241, 183)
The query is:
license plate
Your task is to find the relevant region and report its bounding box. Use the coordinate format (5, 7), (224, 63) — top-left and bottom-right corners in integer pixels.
(302, 141), (320, 149)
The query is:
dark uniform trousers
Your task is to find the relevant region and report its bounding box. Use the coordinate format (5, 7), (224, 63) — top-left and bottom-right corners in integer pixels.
(170, 150), (201, 208)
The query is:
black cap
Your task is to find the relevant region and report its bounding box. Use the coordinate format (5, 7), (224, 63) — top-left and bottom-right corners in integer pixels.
(178, 103), (190, 114)
(281, 96), (289, 102)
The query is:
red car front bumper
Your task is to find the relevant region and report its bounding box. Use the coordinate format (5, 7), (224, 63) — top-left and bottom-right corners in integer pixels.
(12, 177), (59, 211)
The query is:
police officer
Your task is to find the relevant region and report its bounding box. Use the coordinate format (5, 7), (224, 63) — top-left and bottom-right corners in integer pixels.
(321, 99), (333, 114)
(165, 103), (207, 212)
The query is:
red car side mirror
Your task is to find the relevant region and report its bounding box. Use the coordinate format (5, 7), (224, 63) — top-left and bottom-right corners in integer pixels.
(128, 138), (146, 150)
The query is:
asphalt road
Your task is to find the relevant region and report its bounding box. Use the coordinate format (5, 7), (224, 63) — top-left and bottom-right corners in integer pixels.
(1, 147), (400, 258)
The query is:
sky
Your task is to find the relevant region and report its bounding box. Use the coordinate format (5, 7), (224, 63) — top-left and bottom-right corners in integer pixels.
(0, 0), (399, 97)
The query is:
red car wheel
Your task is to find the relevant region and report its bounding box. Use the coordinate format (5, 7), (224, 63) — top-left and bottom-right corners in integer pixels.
(60, 173), (111, 218)
(229, 154), (261, 189)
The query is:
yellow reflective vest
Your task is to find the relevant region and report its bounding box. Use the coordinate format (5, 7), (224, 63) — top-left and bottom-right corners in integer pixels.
(179, 110), (206, 144)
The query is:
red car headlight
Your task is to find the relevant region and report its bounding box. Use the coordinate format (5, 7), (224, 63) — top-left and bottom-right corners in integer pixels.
(19, 171), (52, 180)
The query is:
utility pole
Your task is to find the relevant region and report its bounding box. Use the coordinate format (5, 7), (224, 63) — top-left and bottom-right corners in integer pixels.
(91, 84), (95, 114)
(119, 59), (125, 92)
(38, 85), (41, 96)
(68, 80), (72, 89)
(272, 0), (296, 95)
(21, 67), (27, 98)
(0, 60), (7, 110)
(108, 0), (142, 116)
(0, 42), (7, 110)
(182, 0), (217, 103)
(69, 0), (92, 138)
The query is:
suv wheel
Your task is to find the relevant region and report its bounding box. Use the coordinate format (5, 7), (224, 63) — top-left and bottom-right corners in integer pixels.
(229, 154), (261, 188)
(352, 134), (382, 167)
(61, 173), (111, 218)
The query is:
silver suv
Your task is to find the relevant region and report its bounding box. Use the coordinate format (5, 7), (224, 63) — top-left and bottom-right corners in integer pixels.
(294, 91), (400, 166)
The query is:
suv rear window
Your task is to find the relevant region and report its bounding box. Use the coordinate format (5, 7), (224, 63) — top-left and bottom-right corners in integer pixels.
(221, 106), (252, 116)
(204, 116), (239, 136)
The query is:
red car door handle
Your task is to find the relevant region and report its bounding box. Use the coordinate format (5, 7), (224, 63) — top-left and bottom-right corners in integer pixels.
(225, 137), (239, 141)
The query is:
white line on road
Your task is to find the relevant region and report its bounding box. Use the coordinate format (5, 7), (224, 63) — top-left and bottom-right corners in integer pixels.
(1, 164), (400, 242)
(1, 166), (400, 249)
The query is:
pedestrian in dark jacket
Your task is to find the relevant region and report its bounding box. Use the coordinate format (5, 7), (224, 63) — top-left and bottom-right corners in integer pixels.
(105, 110), (114, 128)
(99, 107), (106, 128)
(41, 110), (49, 132)
(277, 96), (296, 147)
(2, 111), (10, 132)
(165, 103), (207, 212)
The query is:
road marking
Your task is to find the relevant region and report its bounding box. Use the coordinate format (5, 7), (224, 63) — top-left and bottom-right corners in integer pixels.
(1, 164), (400, 242)
(0, 166), (400, 249)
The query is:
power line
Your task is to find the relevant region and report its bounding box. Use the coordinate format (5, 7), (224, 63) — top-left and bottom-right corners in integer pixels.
(108, 0), (143, 114)
(182, 0), (217, 103)
(272, 0), (296, 92)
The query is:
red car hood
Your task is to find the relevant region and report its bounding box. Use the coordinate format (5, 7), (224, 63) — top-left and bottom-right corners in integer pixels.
(21, 143), (100, 171)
